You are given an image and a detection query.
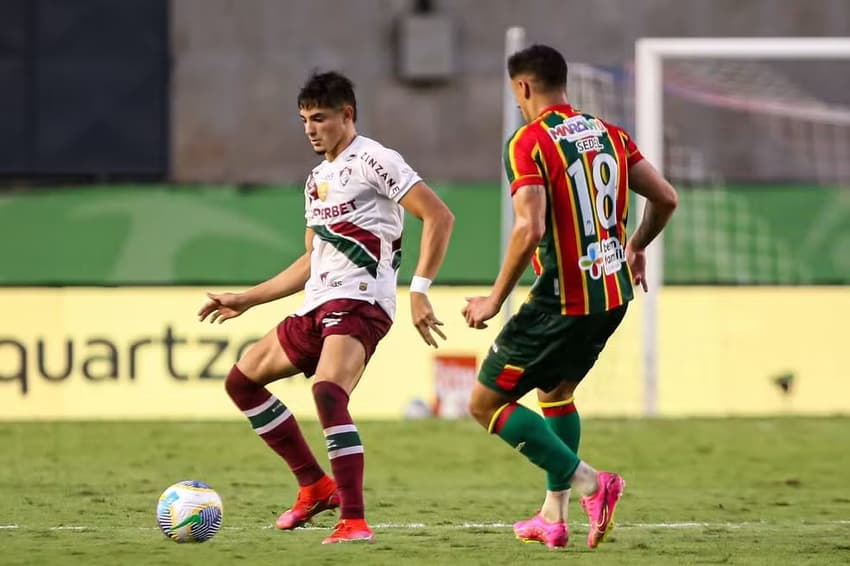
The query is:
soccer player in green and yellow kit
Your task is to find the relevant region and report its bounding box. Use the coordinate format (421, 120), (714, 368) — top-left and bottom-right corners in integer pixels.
(463, 44), (678, 550)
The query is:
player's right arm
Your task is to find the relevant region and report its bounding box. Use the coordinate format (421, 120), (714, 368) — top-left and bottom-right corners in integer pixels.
(463, 126), (545, 328)
(197, 228), (314, 324)
(626, 159), (678, 291)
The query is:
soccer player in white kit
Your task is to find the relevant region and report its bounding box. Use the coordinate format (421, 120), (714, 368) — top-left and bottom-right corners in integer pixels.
(198, 71), (455, 544)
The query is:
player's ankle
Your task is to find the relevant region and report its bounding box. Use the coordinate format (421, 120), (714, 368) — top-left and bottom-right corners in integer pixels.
(541, 489), (569, 522)
(539, 508), (562, 523)
(306, 475), (332, 492)
(570, 461), (599, 497)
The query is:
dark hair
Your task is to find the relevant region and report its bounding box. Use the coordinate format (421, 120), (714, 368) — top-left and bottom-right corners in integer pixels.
(297, 71), (357, 121)
(507, 44), (568, 91)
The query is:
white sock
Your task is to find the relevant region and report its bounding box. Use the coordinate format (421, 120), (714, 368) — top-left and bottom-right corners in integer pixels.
(569, 461), (599, 497)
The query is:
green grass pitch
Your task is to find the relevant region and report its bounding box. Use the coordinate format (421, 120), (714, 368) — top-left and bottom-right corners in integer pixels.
(2, 418), (849, 565)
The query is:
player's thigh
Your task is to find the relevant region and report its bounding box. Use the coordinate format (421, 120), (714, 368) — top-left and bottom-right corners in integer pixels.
(477, 305), (550, 398)
(313, 299), (393, 395)
(559, 304), (629, 379)
(313, 334), (366, 395)
(538, 381), (580, 404)
(479, 305), (601, 397)
(236, 327), (301, 386)
(538, 303), (630, 392)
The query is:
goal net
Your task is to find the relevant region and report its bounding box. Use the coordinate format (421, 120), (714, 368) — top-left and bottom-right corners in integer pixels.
(520, 38), (850, 415)
(659, 58), (850, 285)
(634, 39), (850, 416)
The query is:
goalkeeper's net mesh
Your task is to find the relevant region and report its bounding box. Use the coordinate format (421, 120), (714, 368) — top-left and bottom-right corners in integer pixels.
(570, 59), (850, 285)
(562, 58), (849, 416)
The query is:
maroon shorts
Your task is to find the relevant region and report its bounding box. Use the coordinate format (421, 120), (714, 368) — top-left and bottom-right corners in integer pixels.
(276, 299), (393, 377)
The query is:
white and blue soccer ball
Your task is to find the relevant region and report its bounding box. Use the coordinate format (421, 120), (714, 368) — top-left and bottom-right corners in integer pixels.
(156, 480), (223, 543)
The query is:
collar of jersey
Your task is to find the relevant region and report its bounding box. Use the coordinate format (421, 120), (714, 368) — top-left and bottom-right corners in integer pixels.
(324, 134), (362, 164)
(537, 103), (574, 118)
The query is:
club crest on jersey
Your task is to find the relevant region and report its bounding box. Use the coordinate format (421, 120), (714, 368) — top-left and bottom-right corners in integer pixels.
(548, 116), (607, 143)
(340, 166), (352, 187)
(307, 175), (319, 201)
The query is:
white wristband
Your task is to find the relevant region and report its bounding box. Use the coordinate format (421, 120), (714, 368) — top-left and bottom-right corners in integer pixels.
(410, 275), (432, 294)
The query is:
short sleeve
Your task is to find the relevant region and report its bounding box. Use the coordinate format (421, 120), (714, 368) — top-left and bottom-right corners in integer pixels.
(504, 126), (544, 195)
(619, 129), (644, 167)
(361, 147), (422, 202)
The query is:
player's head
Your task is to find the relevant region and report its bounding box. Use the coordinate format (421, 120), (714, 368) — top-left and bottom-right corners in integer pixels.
(298, 71), (357, 156)
(507, 44), (568, 121)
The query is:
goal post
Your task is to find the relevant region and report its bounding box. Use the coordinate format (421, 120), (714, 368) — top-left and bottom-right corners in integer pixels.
(635, 37), (850, 416)
(500, 26), (526, 321)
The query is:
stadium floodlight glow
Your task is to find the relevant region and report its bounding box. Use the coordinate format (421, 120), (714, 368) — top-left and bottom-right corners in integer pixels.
(635, 37), (850, 416)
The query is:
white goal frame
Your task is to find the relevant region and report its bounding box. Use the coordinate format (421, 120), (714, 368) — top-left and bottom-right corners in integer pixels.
(635, 37), (850, 416)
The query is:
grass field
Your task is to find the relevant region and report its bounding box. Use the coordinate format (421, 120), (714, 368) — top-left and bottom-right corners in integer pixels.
(1, 418), (849, 565)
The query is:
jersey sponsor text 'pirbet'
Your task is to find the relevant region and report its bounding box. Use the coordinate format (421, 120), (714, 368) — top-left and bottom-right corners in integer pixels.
(505, 104), (644, 315)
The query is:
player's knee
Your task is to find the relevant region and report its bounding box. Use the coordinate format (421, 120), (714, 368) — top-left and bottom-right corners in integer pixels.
(468, 384), (513, 429)
(312, 380), (349, 414)
(233, 336), (280, 384)
(467, 396), (494, 428)
(224, 366), (244, 399)
(312, 363), (360, 394)
(224, 365), (259, 400)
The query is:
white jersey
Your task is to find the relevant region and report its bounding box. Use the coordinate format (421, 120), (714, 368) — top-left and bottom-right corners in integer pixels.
(296, 135), (422, 320)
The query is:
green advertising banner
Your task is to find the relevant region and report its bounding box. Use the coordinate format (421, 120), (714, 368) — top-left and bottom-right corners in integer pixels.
(0, 184), (847, 285)
(0, 184), (506, 286)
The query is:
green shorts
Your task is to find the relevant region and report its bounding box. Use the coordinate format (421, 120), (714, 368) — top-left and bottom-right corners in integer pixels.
(478, 302), (628, 397)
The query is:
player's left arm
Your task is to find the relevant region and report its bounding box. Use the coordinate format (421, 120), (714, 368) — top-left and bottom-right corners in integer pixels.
(463, 185), (546, 328)
(198, 228), (314, 324)
(399, 182), (455, 347)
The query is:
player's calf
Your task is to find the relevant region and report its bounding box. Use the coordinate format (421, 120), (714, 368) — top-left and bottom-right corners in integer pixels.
(313, 380), (366, 521)
(226, 366), (327, 487)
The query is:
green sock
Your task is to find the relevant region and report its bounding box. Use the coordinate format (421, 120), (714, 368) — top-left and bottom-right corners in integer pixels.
(541, 399), (580, 491)
(491, 403), (580, 486)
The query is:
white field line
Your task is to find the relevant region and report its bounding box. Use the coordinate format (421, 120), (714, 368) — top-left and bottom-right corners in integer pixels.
(0, 521), (848, 532)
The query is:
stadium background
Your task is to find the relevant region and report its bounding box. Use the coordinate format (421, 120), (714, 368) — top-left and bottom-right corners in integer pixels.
(1, 0), (849, 421)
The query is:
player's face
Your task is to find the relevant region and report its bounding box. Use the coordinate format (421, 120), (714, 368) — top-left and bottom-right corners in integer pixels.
(510, 77), (533, 122)
(299, 105), (353, 156)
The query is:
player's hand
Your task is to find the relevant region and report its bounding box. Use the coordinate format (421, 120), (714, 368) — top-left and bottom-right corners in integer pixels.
(410, 292), (447, 348)
(198, 292), (251, 324)
(626, 242), (648, 292)
(462, 295), (500, 329)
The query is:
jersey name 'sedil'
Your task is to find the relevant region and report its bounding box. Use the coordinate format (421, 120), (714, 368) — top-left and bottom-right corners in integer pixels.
(505, 104), (644, 315)
(299, 135), (421, 320)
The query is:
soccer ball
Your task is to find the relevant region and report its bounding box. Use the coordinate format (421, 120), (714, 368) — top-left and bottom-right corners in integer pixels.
(156, 480), (223, 543)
